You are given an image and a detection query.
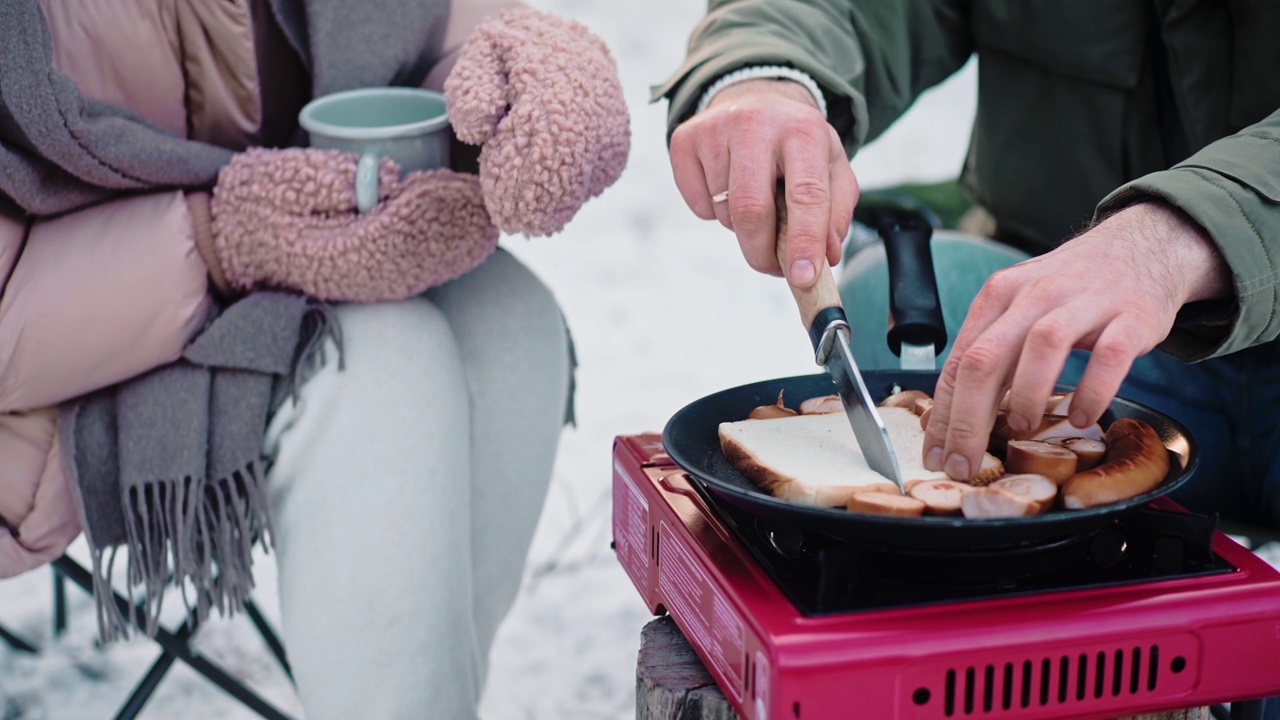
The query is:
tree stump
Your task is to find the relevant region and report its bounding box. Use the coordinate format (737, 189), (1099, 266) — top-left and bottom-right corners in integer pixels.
(637, 616), (737, 720)
(636, 616), (1209, 720)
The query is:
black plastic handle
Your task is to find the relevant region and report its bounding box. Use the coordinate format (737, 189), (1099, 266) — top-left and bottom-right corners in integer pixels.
(877, 213), (947, 357)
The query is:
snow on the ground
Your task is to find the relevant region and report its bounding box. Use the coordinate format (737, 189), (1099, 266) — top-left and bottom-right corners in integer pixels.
(3, 2), (1271, 719)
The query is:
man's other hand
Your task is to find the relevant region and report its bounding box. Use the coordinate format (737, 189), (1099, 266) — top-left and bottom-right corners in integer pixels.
(922, 200), (1232, 482)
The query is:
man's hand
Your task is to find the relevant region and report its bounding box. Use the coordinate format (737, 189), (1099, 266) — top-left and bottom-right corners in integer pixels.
(669, 78), (855, 288)
(922, 201), (1232, 481)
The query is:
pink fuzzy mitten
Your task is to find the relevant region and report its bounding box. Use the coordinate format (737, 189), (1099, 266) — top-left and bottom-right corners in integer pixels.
(209, 148), (499, 302)
(444, 8), (630, 236)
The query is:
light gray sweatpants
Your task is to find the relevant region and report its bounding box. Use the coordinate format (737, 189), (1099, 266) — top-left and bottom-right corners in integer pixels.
(262, 250), (571, 719)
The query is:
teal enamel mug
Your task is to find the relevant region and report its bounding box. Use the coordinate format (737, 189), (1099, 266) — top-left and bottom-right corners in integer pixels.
(298, 87), (451, 213)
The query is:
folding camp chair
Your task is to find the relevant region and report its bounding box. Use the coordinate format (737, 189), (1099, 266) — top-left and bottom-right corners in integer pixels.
(1, 554), (295, 720)
(0, 622), (37, 655)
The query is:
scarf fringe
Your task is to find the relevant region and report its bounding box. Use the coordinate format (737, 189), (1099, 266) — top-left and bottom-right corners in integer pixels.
(86, 460), (274, 643)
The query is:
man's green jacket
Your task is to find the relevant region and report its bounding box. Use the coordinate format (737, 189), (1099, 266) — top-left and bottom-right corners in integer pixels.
(656, 0), (1280, 361)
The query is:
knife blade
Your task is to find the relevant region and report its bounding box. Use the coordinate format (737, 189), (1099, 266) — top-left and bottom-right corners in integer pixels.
(773, 187), (905, 491)
(822, 322), (905, 490)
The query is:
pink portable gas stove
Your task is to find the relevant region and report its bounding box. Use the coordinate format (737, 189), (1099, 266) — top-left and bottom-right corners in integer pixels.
(613, 432), (1280, 720)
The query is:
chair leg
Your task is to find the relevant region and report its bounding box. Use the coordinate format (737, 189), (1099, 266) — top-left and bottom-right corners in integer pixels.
(53, 565), (67, 638)
(0, 625), (37, 654)
(51, 556), (295, 720)
(141, 621), (293, 720)
(112, 621), (193, 720)
(243, 599), (293, 684)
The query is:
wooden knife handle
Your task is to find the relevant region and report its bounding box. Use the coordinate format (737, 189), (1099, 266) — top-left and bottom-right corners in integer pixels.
(774, 185), (845, 336)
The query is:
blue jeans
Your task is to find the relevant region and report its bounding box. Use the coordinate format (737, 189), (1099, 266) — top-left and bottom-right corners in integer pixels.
(1060, 340), (1280, 529)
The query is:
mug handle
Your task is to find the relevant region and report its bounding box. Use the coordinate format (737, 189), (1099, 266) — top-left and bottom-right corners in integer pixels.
(355, 151), (380, 214)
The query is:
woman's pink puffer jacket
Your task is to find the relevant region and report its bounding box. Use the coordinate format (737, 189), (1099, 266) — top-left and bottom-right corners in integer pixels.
(0, 0), (513, 578)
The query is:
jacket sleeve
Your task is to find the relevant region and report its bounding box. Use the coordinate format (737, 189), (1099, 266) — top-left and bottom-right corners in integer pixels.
(0, 407), (80, 578)
(0, 191), (214, 414)
(651, 0), (973, 156)
(1095, 107), (1280, 362)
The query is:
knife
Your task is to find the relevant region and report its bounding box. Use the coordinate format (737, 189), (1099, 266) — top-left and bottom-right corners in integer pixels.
(773, 188), (905, 491)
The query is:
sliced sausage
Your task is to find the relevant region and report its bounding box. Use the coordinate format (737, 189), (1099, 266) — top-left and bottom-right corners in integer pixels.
(1029, 416), (1104, 443)
(880, 389), (931, 414)
(960, 487), (1040, 518)
(1045, 392), (1075, 416)
(1045, 437), (1107, 472)
(918, 403), (933, 429)
(1005, 440), (1079, 484)
(798, 394), (843, 415)
(969, 452), (1007, 487)
(749, 390), (798, 419)
(1061, 418), (1170, 509)
(914, 396), (934, 417)
(847, 490), (927, 517)
(998, 390), (1074, 415)
(991, 413), (1104, 457)
(906, 479), (973, 515)
(989, 473), (1058, 513)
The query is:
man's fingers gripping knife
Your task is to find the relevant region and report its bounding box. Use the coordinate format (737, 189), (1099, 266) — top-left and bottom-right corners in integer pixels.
(711, 189), (735, 234)
(778, 181), (835, 288)
(667, 116), (732, 222)
(712, 189), (788, 279)
(775, 119), (850, 285)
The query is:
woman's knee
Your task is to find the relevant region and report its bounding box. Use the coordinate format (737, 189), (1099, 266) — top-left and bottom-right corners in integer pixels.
(264, 297), (470, 470)
(429, 250), (567, 352)
(310, 299), (469, 407)
(428, 251), (571, 412)
(331, 297), (460, 369)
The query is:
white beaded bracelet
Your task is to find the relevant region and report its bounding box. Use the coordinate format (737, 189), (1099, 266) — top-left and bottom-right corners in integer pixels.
(695, 65), (829, 118)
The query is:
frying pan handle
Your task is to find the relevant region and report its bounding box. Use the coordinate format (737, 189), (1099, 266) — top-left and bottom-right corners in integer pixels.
(855, 201), (948, 357)
(882, 217), (947, 356)
(774, 184), (849, 357)
(657, 472), (702, 500)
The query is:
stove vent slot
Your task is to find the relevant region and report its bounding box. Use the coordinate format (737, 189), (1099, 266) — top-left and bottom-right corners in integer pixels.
(934, 644), (1163, 716)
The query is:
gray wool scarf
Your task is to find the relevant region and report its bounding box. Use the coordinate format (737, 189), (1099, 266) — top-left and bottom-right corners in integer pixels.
(59, 295), (339, 640)
(1, 0), (447, 640)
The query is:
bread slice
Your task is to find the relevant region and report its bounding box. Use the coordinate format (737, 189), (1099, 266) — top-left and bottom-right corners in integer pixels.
(718, 405), (948, 507)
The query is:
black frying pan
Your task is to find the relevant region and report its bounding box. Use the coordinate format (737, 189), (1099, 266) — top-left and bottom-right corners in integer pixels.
(661, 370), (1198, 550)
(662, 198), (1199, 551)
